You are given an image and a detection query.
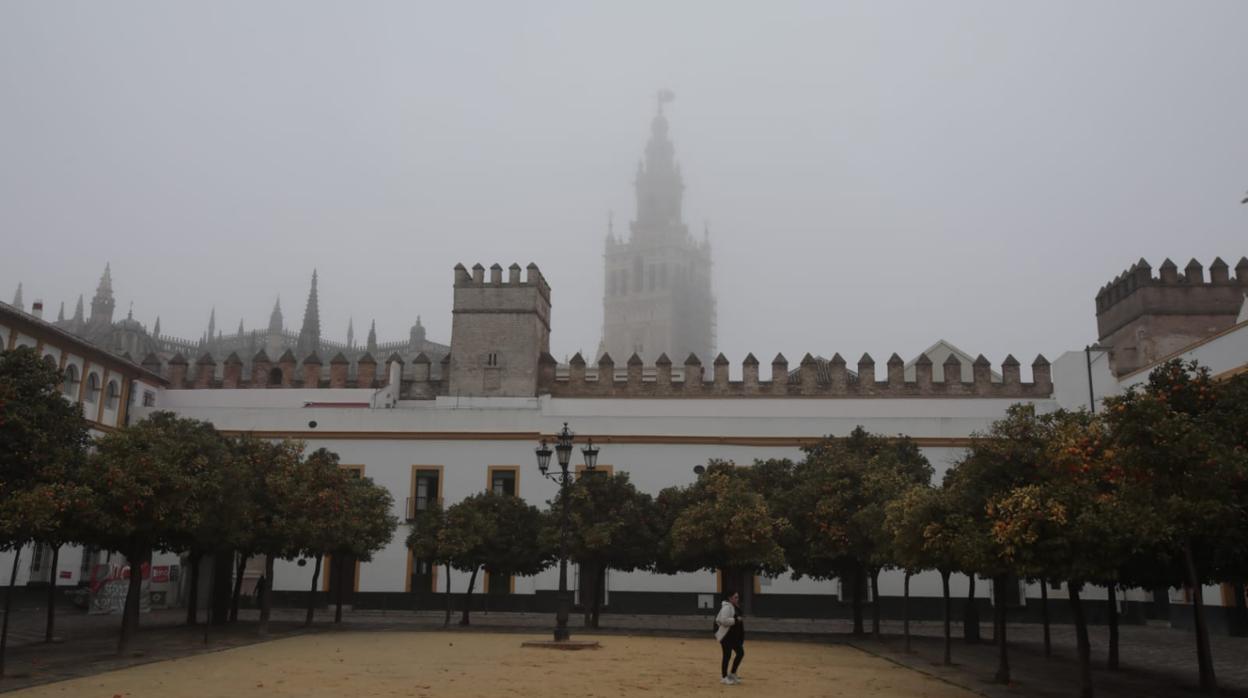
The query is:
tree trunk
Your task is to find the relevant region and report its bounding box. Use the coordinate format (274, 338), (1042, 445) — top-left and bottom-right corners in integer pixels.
(851, 563), (864, 636)
(1107, 582), (1119, 670)
(258, 555), (275, 636)
(334, 557), (345, 624)
(305, 555), (322, 627)
(229, 552), (247, 623)
(1232, 582), (1248, 638)
(870, 567), (881, 639)
(460, 567), (479, 626)
(44, 546), (60, 642)
(1069, 581), (1094, 698)
(1182, 541), (1217, 693)
(903, 571), (912, 652)
(185, 551), (201, 626)
(582, 563), (595, 627)
(590, 565), (604, 629)
(1, 547), (22, 677)
(443, 564), (452, 628)
(941, 569), (952, 666)
(964, 574), (980, 642)
(118, 547), (146, 655)
(993, 574), (1010, 684)
(1040, 578), (1051, 658)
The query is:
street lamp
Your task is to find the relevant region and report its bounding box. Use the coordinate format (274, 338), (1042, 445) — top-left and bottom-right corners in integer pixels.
(535, 422), (599, 642)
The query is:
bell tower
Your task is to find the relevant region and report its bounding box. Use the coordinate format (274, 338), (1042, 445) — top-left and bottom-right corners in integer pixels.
(601, 92), (715, 363)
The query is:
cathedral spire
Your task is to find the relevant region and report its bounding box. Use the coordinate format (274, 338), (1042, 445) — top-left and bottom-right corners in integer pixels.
(90, 263), (116, 325)
(11, 283), (23, 311)
(367, 319), (377, 354)
(57, 301), (65, 322)
(207, 307), (216, 341)
(153, 316), (161, 337)
(237, 317), (245, 336)
(347, 317), (355, 349)
(73, 294), (84, 323)
(297, 270), (321, 356)
(633, 91), (685, 234)
(269, 296), (283, 334)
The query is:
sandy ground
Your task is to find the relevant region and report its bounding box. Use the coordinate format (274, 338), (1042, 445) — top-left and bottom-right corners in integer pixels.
(10, 632), (977, 698)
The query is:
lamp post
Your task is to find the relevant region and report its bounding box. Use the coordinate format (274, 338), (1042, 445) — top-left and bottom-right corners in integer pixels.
(535, 422), (599, 642)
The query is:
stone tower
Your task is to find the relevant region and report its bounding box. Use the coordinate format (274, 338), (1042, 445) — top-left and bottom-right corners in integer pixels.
(601, 94), (715, 364)
(1095, 257), (1248, 376)
(448, 263), (552, 397)
(89, 263), (116, 329)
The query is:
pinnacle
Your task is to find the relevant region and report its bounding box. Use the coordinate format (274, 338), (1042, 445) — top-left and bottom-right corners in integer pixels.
(627, 353), (644, 366)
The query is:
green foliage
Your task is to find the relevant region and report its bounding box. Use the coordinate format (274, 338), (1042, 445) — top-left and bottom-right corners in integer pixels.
(0, 347), (91, 550)
(1102, 361), (1248, 585)
(81, 412), (224, 557)
(662, 467), (788, 575)
(429, 492), (551, 577)
(552, 471), (659, 574)
(781, 428), (932, 580)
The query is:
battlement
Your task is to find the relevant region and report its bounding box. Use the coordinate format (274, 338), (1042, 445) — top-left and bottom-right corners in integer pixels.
(1095, 256), (1247, 376)
(150, 350), (447, 398)
(1096, 257), (1247, 321)
(543, 351), (1052, 399)
(453, 262), (550, 302)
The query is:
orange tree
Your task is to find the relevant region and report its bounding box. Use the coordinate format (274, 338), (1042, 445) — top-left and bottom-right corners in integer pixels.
(886, 483), (960, 660)
(943, 403), (1052, 685)
(322, 465), (397, 623)
(779, 429), (930, 636)
(83, 412), (225, 653)
(549, 471), (660, 627)
(431, 491), (549, 626)
(235, 437), (314, 636)
(659, 464), (788, 614)
(0, 347), (90, 669)
(406, 500), (456, 626)
(1102, 361), (1248, 694)
(986, 410), (1152, 698)
(296, 448), (355, 627)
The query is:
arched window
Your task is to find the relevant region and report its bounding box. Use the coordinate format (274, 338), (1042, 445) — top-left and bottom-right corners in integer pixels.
(42, 354), (57, 367)
(105, 380), (120, 410)
(85, 373), (101, 404)
(268, 367), (284, 386)
(62, 364), (80, 397)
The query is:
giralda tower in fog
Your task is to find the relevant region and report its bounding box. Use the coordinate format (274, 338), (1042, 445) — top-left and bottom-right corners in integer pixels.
(600, 94), (715, 364)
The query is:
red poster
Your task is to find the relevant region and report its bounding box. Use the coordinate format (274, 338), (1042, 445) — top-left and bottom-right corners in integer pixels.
(152, 565), (170, 583)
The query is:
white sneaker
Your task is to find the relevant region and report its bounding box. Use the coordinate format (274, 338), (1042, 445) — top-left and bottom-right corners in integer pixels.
(729, 673), (741, 684)
(721, 676), (735, 685)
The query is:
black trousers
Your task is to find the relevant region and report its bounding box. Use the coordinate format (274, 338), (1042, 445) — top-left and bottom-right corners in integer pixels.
(720, 637), (744, 677)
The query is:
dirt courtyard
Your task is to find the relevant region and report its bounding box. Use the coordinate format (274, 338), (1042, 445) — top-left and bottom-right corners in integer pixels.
(11, 631), (976, 697)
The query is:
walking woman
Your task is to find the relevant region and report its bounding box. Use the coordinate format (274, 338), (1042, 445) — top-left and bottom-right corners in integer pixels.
(715, 590), (745, 685)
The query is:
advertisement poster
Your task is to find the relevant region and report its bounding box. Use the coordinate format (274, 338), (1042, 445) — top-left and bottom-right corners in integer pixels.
(87, 562), (152, 615)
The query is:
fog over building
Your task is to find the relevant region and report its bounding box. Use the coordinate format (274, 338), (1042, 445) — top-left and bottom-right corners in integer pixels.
(600, 93), (715, 365)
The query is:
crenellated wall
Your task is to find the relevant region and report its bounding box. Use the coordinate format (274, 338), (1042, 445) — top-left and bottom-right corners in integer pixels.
(542, 351), (1052, 399)
(1095, 257), (1248, 376)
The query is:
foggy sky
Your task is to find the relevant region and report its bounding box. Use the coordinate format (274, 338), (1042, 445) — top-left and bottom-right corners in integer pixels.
(3, 1), (1246, 372)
